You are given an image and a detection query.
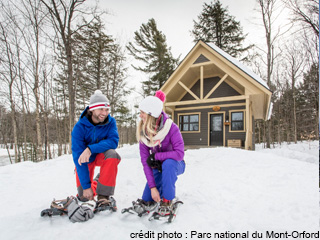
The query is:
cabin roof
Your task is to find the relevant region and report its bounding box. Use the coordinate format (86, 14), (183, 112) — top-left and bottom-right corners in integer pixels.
(206, 42), (270, 91)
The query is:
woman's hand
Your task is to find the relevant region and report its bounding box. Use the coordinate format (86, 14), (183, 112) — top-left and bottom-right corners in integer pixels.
(150, 187), (161, 202)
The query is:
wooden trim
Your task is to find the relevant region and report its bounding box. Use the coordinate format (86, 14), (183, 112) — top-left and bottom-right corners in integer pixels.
(176, 75), (199, 102)
(245, 97), (250, 149)
(177, 112), (201, 133)
(204, 74), (228, 99)
(178, 81), (200, 100)
(229, 109), (246, 133)
(161, 41), (271, 125)
(165, 95), (247, 107)
(224, 79), (244, 95)
(175, 103), (245, 112)
(200, 66), (204, 99)
(265, 93), (272, 120)
(189, 61), (213, 68)
(208, 111), (225, 147)
(161, 42), (203, 92)
(165, 106), (174, 113)
(201, 42), (272, 94)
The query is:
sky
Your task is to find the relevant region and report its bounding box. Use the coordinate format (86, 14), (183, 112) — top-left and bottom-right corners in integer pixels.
(99, 0), (264, 58)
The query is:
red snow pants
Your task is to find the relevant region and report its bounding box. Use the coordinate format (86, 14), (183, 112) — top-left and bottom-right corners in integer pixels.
(75, 149), (121, 199)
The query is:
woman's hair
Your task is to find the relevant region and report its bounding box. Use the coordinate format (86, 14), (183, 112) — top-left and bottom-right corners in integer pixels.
(136, 113), (157, 144)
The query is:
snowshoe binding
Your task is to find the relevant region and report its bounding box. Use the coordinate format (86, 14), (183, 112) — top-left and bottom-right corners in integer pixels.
(148, 199), (183, 223)
(94, 196), (117, 213)
(41, 197), (74, 217)
(121, 199), (157, 217)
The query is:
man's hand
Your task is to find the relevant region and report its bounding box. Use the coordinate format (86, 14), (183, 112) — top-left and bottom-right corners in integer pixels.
(78, 147), (91, 166)
(150, 187), (161, 202)
(83, 188), (94, 200)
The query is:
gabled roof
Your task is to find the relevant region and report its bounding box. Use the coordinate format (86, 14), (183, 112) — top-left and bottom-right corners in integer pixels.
(205, 42), (270, 91)
(161, 40), (272, 120)
(162, 40), (271, 94)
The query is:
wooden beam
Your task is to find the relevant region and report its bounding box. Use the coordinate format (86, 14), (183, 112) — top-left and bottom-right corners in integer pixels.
(224, 79), (244, 95)
(245, 97), (250, 150)
(189, 61), (213, 68)
(178, 81), (200, 100)
(174, 102), (245, 112)
(164, 95), (246, 107)
(200, 66), (204, 99)
(204, 74), (228, 99)
(164, 106), (175, 113)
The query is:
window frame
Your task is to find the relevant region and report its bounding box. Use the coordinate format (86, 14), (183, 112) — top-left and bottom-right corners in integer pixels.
(178, 112), (201, 133)
(229, 110), (246, 132)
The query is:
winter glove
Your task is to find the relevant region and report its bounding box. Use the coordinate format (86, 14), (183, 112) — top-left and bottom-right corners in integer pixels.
(67, 199), (94, 223)
(147, 153), (162, 172)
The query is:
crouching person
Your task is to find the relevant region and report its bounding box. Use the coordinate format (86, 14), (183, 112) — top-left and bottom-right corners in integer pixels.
(129, 90), (185, 216)
(71, 90), (121, 214)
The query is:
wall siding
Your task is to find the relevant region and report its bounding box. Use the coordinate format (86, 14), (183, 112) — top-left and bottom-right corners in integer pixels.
(173, 76), (250, 147)
(181, 77), (241, 101)
(175, 106), (248, 147)
(193, 54), (210, 64)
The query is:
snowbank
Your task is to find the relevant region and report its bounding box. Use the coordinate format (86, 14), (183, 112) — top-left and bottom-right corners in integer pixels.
(0, 141), (318, 240)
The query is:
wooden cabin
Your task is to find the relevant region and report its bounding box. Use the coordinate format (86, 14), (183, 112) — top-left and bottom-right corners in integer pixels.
(160, 41), (272, 150)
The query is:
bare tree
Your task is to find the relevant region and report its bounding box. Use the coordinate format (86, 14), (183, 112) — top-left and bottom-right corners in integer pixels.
(285, 0), (319, 37)
(0, 16), (20, 162)
(283, 42), (304, 143)
(256, 0), (285, 148)
(40, 0), (86, 152)
(13, 0), (48, 161)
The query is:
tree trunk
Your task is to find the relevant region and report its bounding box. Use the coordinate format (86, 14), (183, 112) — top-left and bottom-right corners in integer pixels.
(9, 95), (19, 163)
(66, 44), (75, 154)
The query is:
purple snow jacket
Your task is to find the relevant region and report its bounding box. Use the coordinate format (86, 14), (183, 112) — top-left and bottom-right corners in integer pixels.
(139, 111), (184, 189)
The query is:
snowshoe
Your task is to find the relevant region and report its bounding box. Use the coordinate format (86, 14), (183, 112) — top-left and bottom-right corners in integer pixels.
(148, 199), (183, 223)
(40, 197), (73, 217)
(94, 196), (117, 213)
(121, 199), (157, 217)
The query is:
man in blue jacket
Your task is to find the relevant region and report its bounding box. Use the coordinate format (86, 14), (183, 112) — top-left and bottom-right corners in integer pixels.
(71, 90), (121, 204)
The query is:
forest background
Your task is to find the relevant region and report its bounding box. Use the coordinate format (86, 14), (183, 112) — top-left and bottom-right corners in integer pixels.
(0, 0), (318, 163)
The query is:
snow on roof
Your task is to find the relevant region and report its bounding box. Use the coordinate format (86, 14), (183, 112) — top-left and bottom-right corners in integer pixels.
(206, 42), (270, 90)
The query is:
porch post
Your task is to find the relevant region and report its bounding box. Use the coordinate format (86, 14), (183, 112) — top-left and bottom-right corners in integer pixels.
(245, 96), (250, 150)
(200, 66), (204, 99)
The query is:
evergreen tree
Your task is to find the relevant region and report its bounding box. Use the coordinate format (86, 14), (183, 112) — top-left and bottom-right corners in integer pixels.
(72, 17), (130, 117)
(127, 18), (179, 96)
(72, 17), (113, 111)
(105, 43), (130, 115)
(268, 63), (319, 142)
(296, 63), (319, 139)
(191, 0), (252, 59)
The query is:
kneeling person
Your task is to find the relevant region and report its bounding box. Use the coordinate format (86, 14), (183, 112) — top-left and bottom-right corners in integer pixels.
(137, 90), (185, 215)
(71, 90), (121, 206)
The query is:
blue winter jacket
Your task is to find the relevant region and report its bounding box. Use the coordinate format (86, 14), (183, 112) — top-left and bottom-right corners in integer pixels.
(71, 107), (119, 189)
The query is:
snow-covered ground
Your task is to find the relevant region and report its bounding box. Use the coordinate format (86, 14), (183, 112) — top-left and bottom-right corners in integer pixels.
(0, 148), (13, 166)
(0, 141), (318, 240)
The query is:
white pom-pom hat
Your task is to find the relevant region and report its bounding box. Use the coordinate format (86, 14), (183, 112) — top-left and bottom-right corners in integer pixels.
(139, 91), (166, 118)
(89, 90), (110, 111)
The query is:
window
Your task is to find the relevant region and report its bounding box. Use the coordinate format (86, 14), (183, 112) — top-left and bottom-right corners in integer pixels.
(179, 114), (199, 132)
(231, 111), (244, 131)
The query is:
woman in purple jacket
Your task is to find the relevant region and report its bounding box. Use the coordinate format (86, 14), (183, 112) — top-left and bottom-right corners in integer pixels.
(135, 90), (185, 214)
